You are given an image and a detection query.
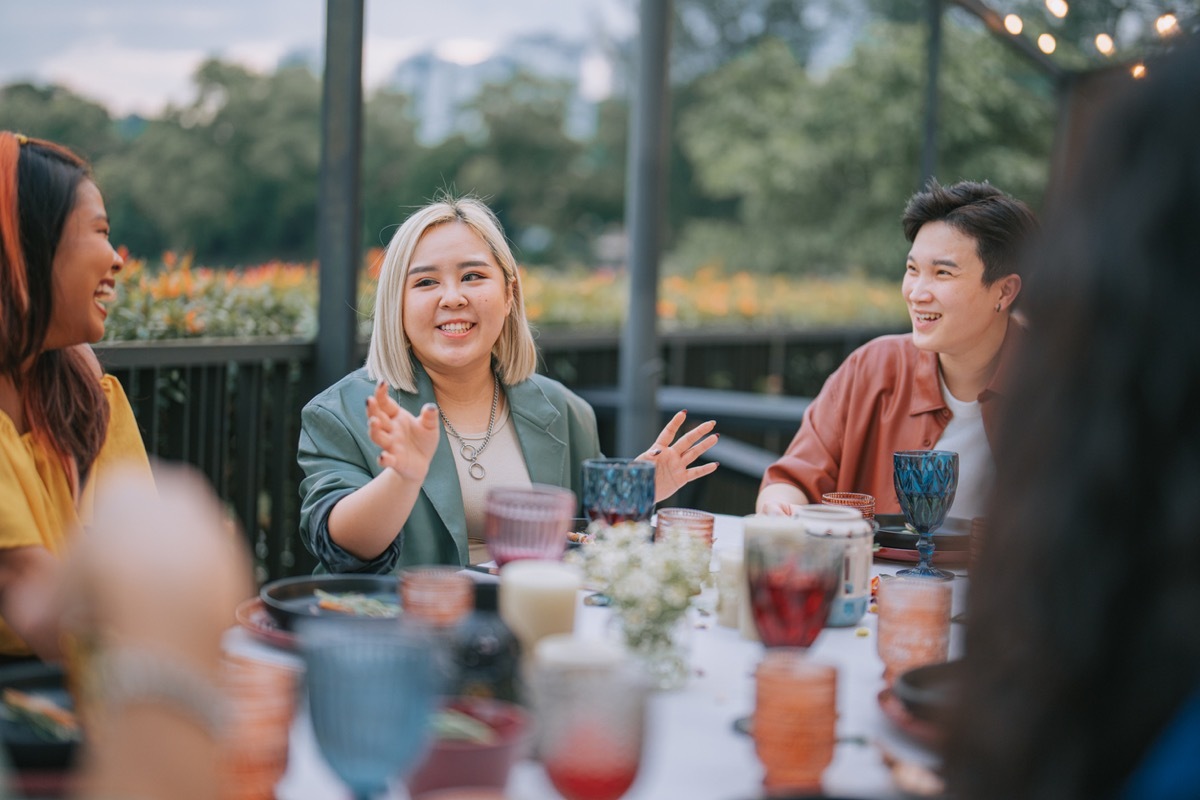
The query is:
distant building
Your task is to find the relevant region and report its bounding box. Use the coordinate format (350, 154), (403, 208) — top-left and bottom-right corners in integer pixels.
(390, 33), (611, 144)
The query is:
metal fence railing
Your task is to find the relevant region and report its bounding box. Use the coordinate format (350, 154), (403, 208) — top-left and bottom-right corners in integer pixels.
(94, 325), (899, 583)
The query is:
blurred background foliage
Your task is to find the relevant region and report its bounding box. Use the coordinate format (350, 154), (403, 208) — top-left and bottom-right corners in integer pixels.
(103, 250), (907, 339)
(1, 0), (1188, 331)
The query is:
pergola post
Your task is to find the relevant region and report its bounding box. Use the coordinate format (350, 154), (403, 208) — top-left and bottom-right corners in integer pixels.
(617, 0), (673, 457)
(315, 0), (365, 396)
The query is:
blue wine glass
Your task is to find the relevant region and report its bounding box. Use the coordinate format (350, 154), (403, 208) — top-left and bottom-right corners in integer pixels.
(298, 619), (440, 800)
(581, 458), (656, 525)
(893, 450), (959, 580)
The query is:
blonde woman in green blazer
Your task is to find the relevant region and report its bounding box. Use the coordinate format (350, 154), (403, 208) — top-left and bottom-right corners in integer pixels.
(298, 196), (717, 572)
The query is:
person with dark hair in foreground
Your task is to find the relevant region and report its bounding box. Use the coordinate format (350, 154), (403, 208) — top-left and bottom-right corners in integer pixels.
(943, 42), (1200, 800)
(757, 180), (1037, 518)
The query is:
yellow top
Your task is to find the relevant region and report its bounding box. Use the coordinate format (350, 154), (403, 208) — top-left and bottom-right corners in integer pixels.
(0, 375), (152, 655)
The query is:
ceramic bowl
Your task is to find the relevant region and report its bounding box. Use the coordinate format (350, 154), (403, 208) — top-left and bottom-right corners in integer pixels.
(407, 697), (531, 797)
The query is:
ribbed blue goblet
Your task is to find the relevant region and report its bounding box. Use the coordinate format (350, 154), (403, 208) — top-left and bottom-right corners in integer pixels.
(299, 619), (440, 800)
(893, 450), (959, 580)
(581, 458), (656, 524)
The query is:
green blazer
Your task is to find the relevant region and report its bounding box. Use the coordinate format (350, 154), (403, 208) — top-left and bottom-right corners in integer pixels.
(297, 362), (601, 572)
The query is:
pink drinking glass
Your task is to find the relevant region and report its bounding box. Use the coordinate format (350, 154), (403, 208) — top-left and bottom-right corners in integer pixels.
(876, 576), (953, 687)
(534, 664), (647, 800)
(484, 484), (576, 566)
(654, 508), (716, 549)
(753, 650), (838, 795)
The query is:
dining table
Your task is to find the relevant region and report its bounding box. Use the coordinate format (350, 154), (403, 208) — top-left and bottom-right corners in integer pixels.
(225, 513), (969, 800)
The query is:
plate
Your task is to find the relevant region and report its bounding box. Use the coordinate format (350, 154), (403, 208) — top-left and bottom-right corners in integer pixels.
(892, 659), (963, 724)
(235, 597), (299, 650)
(877, 687), (942, 750)
(0, 662), (80, 772)
(259, 574), (401, 631)
(874, 513), (970, 565)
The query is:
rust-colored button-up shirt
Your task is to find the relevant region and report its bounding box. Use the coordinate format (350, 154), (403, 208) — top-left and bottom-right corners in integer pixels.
(760, 324), (1023, 514)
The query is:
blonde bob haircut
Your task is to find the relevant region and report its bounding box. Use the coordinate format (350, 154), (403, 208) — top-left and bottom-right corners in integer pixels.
(365, 196), (538, 393)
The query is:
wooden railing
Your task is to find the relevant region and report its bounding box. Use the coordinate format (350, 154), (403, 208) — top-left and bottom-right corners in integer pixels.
(95, 325), (900, 582)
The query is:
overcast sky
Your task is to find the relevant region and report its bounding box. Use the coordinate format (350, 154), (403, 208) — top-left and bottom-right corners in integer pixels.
(1, 0), (635, 116)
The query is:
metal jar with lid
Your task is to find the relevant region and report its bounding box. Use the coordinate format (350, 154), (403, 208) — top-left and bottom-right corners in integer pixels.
(793, 505), (876, 627)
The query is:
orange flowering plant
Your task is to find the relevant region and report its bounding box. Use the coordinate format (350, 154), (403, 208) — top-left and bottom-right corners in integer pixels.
(103, 251), (907, 341)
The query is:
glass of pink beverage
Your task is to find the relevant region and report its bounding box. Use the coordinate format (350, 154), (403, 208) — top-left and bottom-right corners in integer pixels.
(534, 664), (647, 800)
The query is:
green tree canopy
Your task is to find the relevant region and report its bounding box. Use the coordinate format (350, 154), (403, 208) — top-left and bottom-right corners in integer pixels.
(0, 83), (120, 160)
(676, 20), (1055, 277)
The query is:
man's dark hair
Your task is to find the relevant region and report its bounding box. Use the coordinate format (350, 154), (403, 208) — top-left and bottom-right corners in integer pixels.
(902, 179), (1038, 285)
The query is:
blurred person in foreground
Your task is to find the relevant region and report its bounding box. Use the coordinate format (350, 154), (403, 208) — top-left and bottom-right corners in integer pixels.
(757, 180), (1037, 519)
(0, 132), (150, 660)
(943, 41), (1200, 800)
(58, 465), (252, 800)
(298, 195), (718, 570)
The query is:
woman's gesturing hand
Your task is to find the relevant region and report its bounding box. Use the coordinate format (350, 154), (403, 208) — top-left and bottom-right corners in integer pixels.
(638, 411), (719, 503)
(366, 381), (442, 483)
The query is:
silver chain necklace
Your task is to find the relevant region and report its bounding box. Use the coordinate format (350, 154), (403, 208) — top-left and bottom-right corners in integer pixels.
(438, 374), (499, 480)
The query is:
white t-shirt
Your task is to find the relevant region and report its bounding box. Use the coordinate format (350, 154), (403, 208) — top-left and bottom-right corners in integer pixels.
(933, 379), (994, 522)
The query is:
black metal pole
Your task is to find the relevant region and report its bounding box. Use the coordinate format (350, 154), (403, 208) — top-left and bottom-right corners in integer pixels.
(617, 0), (673, 458)
(920, 0), (943, 190)
(315, 0), (364, 396)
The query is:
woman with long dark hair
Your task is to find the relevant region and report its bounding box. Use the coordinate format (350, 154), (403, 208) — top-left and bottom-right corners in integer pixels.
(0, 132), (149, 659)
(943, 42), (1200, 799)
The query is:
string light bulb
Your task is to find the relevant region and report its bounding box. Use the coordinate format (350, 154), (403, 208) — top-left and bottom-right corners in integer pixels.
(1045, 0), (1069, 19)
(1038, 33), (1057, 54)
(1004, 14), (1024, 35)
(1156, 13), (1179, 36)
(1131, 62), (1147, 79)
(1095, 33), (1115, 55)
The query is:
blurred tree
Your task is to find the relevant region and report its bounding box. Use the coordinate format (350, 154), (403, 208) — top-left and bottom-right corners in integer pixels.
(97, 60), (322, 263)
(456, 71), (586, 263)
(670, 0), (855, 78)
(863, 0), (926, 24)
(0, 83), (121, 161)
(677, 21), (1054, 277)
(559, 95), (629, 260)
(361, 88), (425, 246)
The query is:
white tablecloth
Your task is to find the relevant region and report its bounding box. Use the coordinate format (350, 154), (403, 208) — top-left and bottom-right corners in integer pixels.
(227, 514), (968, 800)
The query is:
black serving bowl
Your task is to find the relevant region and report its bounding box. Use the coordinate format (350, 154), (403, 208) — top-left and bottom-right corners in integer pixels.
(259, 573), (401, 631)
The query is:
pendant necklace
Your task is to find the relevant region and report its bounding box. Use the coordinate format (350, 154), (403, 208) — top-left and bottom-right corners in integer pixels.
(439, 374), (499, 480)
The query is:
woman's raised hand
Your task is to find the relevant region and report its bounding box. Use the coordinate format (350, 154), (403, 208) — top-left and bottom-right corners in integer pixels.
(638, 410), (719, 503)
(366, 381), (442, 483)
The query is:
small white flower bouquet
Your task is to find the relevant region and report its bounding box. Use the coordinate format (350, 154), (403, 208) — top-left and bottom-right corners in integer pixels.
(567, 521), (711, 683)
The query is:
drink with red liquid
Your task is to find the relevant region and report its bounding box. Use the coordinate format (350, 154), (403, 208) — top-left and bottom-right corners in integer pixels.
(748, 566), (839, 648)
(581, 458), (655, 525)
(587, 510), (646, 526)
(545, 755), (639, 800)
(742, 521), (843, 649)
(534, 669), (646, 800)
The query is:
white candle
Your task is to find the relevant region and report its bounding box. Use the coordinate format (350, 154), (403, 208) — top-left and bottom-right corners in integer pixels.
(499, 561), (582, 654)
(716, 549), (744, 629)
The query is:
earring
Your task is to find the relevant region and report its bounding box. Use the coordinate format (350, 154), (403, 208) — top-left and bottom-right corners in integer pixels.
(995, 302), (1002, 313)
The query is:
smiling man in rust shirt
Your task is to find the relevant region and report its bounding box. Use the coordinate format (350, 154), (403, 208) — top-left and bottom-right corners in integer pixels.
(757, 180), (1037, 518)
